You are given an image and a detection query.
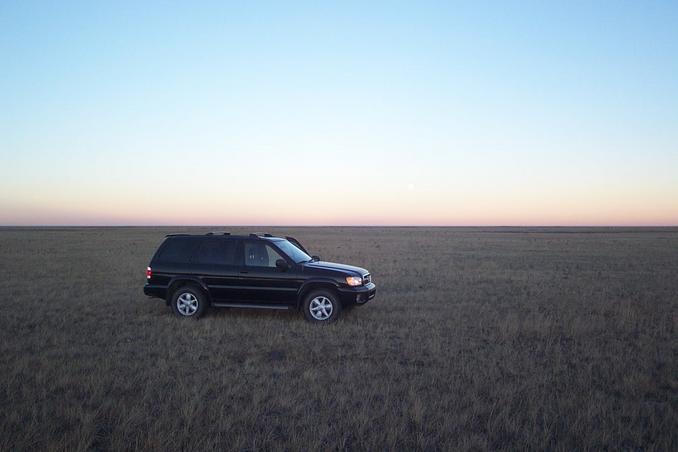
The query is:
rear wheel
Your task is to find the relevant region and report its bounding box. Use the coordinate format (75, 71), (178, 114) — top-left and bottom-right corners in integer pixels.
(171, 285), (207, 319)
(303, 290), (341, 323)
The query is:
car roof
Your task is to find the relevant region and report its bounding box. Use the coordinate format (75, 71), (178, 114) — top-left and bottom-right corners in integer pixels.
(164, 233), (282, 241)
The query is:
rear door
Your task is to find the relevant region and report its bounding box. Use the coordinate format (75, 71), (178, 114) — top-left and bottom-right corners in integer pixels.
(237, 240), (301, 305)
(191, 237), (242, 302)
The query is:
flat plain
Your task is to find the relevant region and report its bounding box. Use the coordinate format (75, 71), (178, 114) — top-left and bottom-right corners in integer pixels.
(0, 227), (676, 451)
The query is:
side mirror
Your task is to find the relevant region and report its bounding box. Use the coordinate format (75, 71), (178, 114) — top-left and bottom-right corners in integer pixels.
(311, 255), (320, 262)
(275, 259), (289, 271)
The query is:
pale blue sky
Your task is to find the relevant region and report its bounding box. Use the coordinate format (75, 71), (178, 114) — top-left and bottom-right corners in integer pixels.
(1, 1), (677, 225)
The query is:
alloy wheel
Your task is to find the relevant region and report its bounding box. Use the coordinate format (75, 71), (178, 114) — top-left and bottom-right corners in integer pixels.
(176, 292), (199, 316)
(309, 296), (334, 321)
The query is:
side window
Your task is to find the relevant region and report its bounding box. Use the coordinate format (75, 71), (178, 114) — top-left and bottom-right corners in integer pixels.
(155, 237), (200, 264)
(244, 242), (284, 268)
(194, 238), (237, 266)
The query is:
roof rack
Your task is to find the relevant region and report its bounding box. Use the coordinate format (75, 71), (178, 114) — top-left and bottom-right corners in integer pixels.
(223, 232), (230, 235)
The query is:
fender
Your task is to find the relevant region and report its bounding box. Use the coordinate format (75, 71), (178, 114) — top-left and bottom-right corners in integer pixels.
(167, 275), (210, 299)
(296, 278), (340, 308)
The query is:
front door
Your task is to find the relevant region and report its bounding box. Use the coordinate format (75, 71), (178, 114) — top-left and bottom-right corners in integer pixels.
(237, 240), (300, 305)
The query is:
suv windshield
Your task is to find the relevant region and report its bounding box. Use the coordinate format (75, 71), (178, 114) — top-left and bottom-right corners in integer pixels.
(274, 239), (312, 263)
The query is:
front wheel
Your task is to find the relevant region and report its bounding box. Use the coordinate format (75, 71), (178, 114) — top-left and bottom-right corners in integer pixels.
(303, 290), (341, 323)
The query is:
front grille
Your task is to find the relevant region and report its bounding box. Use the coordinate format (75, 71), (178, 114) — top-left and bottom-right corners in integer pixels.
(363, 274), (371, 284)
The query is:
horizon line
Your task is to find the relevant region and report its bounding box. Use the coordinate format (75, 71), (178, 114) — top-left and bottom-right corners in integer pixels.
(1, 224), (677, 228)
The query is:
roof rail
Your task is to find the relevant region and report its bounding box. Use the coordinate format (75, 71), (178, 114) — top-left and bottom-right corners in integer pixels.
(205, 232), (214, 235)
(263, 233), (274, 237)
(165, 233), (190, 237)
(223, 232), (230, 235)
(249, 233), (259, 238)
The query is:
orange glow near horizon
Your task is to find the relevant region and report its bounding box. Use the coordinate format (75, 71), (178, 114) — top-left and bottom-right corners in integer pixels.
(2, 186), (676, 226)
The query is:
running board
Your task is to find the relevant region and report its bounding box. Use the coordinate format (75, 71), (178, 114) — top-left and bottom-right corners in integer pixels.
(211, 302), (291, 310)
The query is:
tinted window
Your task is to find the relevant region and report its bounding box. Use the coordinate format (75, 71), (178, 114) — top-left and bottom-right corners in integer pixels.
(194, 238), (237, 265)
(244, 241), (284, 267)
(155, 237), (200, 264)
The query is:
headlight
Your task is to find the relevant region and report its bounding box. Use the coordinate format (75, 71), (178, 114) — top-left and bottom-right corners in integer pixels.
(345, 276), (363, 286)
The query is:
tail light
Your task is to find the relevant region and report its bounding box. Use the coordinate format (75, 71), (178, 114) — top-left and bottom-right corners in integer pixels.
(146, 266), (152, 279)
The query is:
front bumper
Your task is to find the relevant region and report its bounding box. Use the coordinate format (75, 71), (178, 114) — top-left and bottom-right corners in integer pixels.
(338, 282), (376, 305)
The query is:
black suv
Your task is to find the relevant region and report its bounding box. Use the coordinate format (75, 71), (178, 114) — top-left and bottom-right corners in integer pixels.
(143, 233), (376, 322)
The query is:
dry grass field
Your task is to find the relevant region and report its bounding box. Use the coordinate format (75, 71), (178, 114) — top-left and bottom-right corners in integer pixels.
(0, 227), (676, 451)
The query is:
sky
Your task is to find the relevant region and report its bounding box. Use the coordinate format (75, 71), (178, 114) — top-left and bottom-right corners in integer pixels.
(1, 1), (677, 226)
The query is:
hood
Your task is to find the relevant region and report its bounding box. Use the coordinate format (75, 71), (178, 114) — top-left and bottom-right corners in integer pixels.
(303, 260), (368, 276)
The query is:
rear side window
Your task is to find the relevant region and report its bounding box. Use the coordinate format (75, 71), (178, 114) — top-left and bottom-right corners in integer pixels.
(154, 237), (201, 264)
(194, 238), (237, 265)
(155, 237), (239, 265)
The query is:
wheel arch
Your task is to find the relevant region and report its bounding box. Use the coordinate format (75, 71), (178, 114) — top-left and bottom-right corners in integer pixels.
(167, 277), (211, 305)
(297, 279), (340, 309)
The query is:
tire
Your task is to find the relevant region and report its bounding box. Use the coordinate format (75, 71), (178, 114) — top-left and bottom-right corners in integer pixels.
(303, 289), (341, 323)
(170, 285), (207, 319)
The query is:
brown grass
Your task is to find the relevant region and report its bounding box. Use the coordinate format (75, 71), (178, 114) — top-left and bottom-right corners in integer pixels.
(0, 227), (676, 451)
